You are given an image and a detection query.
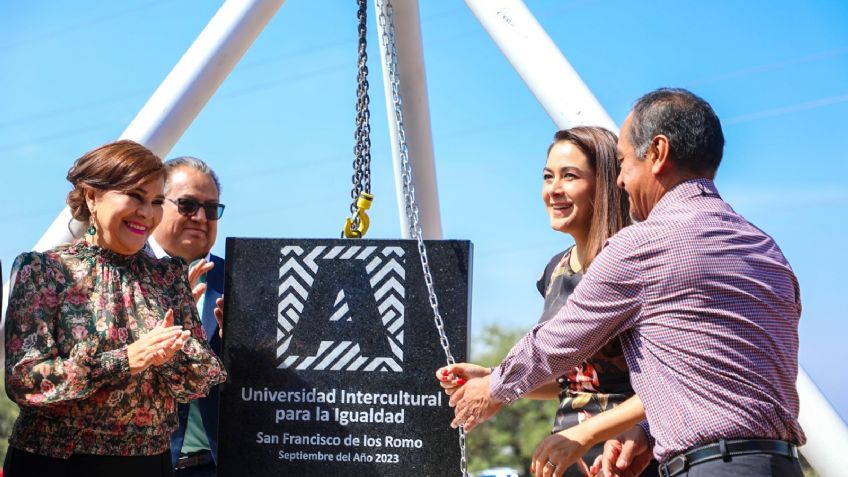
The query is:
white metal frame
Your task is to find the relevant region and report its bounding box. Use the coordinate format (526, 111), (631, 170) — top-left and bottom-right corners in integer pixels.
(1, 0), (285, 375)
(2, 0), (844, 474)
(374, 0), (442, 239)
(465, 0), (617, 132)
(34, 0), (286, 253)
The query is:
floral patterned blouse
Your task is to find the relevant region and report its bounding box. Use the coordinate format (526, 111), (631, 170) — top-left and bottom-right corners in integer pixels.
(536, 247), (640, 476)
(4, 240), (227, 458)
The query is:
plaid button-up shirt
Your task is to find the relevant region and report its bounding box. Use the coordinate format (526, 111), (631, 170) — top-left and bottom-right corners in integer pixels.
(490, 179), (805, 462)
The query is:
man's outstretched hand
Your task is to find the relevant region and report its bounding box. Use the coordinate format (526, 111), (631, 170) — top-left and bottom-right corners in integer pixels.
(188, 259), (214, 303)
(214, 296), (224, 337)
(448, 374), (502, 432)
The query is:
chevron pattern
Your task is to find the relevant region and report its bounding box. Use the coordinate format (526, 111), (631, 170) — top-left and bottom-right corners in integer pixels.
(276, 245), (406, 371)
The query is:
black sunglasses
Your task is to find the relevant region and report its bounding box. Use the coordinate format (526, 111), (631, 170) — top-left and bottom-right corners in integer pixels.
(167, 198), (225, 220)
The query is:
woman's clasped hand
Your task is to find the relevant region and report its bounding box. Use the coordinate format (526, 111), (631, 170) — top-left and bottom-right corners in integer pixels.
(127, 309), (192, 374)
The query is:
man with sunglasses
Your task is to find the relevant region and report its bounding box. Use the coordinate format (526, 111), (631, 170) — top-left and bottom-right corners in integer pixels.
(149, 156), (226, 477)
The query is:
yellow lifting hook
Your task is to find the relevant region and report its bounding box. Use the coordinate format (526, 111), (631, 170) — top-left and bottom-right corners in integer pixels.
(343, 192), (374, 239)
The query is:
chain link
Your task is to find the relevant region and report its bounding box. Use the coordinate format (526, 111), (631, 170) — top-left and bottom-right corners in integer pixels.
(375, 1), (468, 475)
(350, 0), (372, 230)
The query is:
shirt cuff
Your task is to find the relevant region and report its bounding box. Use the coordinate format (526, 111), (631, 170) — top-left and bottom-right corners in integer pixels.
(488, 364), (523, 404)
(90, 347), (130, 383)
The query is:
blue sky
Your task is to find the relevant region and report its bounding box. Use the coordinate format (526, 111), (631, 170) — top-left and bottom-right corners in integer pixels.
(1, 0), (846, 421)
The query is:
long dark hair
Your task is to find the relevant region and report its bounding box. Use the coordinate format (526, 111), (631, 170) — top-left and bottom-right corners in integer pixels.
(548, 127), (629, 270)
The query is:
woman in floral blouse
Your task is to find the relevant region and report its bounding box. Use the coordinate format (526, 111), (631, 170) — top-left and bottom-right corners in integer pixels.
(3, 140), (226, 477)
(437, 128), (657, 476)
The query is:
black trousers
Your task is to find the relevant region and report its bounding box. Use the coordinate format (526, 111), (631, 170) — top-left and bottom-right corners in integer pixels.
(664, 452), (802, 476)
(3, 447), (174, 477)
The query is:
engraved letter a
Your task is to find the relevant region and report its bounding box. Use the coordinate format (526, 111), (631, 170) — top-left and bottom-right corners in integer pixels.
(289, 258), (392, 358)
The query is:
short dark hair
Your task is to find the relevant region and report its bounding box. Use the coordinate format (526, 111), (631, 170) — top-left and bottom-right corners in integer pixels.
(66, 140), (165, 222)
(629, 88), (724, 175)
(548, 127), (629, 270)
(164, 156), (222, 195)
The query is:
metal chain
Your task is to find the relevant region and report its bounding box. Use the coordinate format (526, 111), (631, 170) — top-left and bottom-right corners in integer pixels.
(350, 0), (372, 229)
(376, 1), (468, 475)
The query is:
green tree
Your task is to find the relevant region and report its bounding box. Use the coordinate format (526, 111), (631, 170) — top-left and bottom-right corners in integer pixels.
(0, 371), (20, 463)
(464, 325), (557, 475)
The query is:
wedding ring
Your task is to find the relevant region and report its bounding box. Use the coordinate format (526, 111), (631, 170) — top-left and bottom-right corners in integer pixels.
(545, 460), (555, 467)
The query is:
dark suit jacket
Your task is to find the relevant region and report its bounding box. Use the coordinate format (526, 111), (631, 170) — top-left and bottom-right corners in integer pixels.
(170, 254), (224, 466)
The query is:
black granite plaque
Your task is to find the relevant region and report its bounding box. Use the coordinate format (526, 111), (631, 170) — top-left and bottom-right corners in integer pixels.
(218, 239), (471, 476)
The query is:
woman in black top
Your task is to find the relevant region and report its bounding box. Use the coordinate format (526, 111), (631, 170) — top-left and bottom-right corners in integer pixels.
(437, 127), (656, 476)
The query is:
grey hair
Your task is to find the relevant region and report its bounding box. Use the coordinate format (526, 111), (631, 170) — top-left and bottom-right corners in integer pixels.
(629, 88), (724, 175)
(164, 156), (222, 195)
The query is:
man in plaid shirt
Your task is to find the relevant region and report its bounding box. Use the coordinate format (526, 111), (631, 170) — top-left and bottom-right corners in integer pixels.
(450, 88), (804, 477)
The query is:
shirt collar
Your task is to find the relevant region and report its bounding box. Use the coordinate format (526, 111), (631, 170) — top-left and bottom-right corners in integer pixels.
(146, 236), (168, 259)
(650, 178), (720, 217)
(146, 236), (211, 262)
